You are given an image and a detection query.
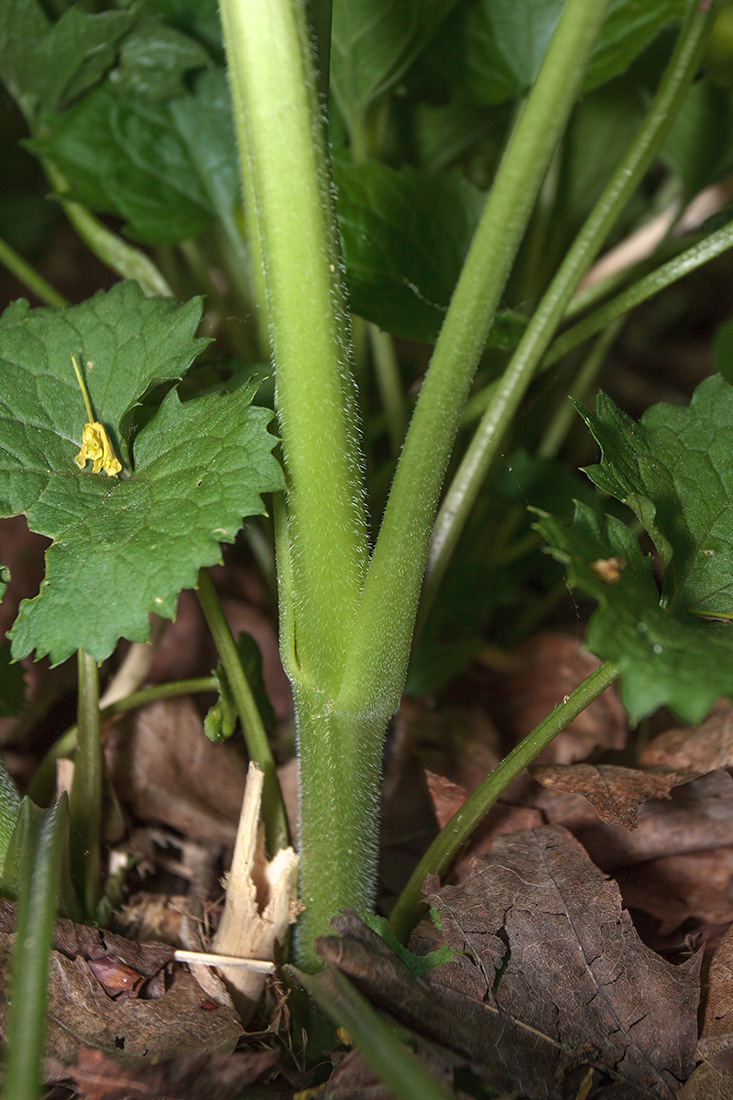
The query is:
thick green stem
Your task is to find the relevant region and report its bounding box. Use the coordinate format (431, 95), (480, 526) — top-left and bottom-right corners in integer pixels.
(69, 651), (102, 918)
(293, 684), (384, 970)
(196, 569), (288, 852)
(389, 661), (621, 942)
(220, 0), (368, 694)
(423, 0), (722, 618)
(337, 0), (612, 723)
(0, 236), (67, 307)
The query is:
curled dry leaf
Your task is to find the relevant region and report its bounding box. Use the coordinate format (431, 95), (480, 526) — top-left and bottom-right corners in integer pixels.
(498, 633), (627, 764)
(105, 697), (248, 847)
(531, 762), (698, 828)
(419, 827), (699, 1099)
(46, 1045), (280, 1100)
(678, 923), (733, 1099)
(318, 826), (699, 1099)
(0, 899), (241, 1068)
(640, 706), (733, 774)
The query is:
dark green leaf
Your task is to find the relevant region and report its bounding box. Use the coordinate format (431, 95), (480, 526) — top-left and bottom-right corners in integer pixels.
(30, 68), (238, 245)
(0, 283), (284, 665)
(109, 21), (211, 100)
(535, 501), (733, 724)
(535, 377), (733, 723)
(578, 377), (733, 613)
(0, 0), (134, 121)
(330, 0), (461, 132)
(335, 159), (484, 341)
(430, 0), (684, 106)
(662, 78), (733, 199)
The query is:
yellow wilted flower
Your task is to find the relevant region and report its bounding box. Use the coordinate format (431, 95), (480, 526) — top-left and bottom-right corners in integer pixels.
(71, 354), (122, 478)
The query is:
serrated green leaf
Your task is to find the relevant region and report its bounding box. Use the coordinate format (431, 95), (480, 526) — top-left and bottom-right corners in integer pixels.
(330, 0), (461, 132)
(0, 283), (284, 665)
(578, 376), (733, 615)
(0, 0), (134, 121)
(109, 21), (211, 100)
(430, 0), (683, 107)
(30, 69), (237, 245)
(535, 501), (733, 724)
(0, 281), (207, 470)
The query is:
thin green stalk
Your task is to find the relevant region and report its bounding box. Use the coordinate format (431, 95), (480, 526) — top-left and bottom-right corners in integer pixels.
(337, 0), (612, 723)
(0, 236), (67, 307)
(28, 676), (217, 807)
(220, 0), (368, 693)
(542, 217), (733, 370)
(423, 0), (723, 623)
(196, 569), (288, 852)
(390, 661), (621, 942)
(292, 965), (454, 1100)
(4, 797), (67, 1100)
(69, 651), (102, 919)
(537, 319), (623, 459)
(44, 161), (173, 297)
(369, 323), (406, 456)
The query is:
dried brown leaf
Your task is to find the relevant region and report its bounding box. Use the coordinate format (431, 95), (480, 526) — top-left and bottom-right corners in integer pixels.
(498, 634), (627, 764)
(640, 707), (733, 774)
(318, 826), (699, 1098)
(615, 848), (733, 932)
(531, 763), (697, 828)
(678, 923), (733, 1099)
(418, 826), (699, 1098)
(105, 698), (248, 846)
(46, 1045), (279, 1100)
(0, 899), (241, 1067)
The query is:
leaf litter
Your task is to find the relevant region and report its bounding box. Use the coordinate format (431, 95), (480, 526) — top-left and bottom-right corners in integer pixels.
(6, 566), (733, 1098)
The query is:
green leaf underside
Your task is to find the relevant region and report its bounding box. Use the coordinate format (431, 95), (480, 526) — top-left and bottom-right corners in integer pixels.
(335, 158), (524, 346)
(535, 376), (733, 724)
(330, 0), (461, 129)
(0, 283), (284, 664)
(431, 0), (684, 107)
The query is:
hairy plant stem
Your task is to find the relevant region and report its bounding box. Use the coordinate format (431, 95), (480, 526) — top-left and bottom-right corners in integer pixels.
(294, 685), (384, 964)
(69, 651), (102, 918)
(389, 661), (621, 942)
(0, 236), (67, 308)
(220, 0), (368, 694)
(336, 0), (612, 723)
(224, 0), (612, 969)
(423, 0), (724, 622)
(196, 569), (288, 852)
(28, 676), (218, 807)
